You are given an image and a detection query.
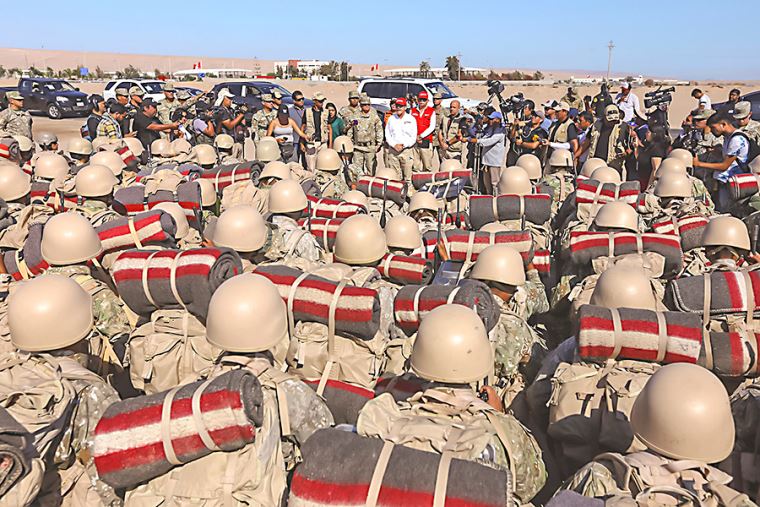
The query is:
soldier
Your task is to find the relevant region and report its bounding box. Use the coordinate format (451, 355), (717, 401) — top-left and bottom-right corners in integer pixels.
(0, 91), (32, 138)
(214, 133), (243, 164)
(266, 179), (323, 266)
(407, 190), (442, 234)
(347, 95), (383, 181)
(314, 148), (349, 198)
(585, 104), (631, 171)
(432, 92), (446, 161)
(72, 164), (121, 225)
(356, 304), (547, 504)
(560, 86), (584, 112)
(111, 86), (132, 134)
(156, 82), (180, 125)
(0, 162), (31, 219)
(148, 138), (175, 167)
(338, 90), (362, 133)
(734, 100), (760, 146)
(251, 93), (277, 143)
(303, 92), (331, 172)
(333, 134), (354, 173)
(36, 131), (59, 153)
(66, 138), (94, 170)
(32, 152), (70, 188)
(256, 135), (281, 163)
(90, 150), (126, 180)
(170, 137), (192, 162)
(515, 152), (543, 183)
(537, 149), (576, 215)
(701, 215), (751, 269)
(384, 214), (424, 255)
(438, 99), (463, 161)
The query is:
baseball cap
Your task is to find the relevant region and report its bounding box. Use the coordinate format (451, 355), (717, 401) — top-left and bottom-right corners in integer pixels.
(115, 87), (129, 97)
(272, 90), (283, 99)
(691, 108), (715, 121)
(541, 100), (558, 109)
(217, 89), (234, 100)
(109, 103), (126, 114)
(277, 104), (289, 116)
(395, 97), (407, 107)
(348, 91), (360, 99)
(177, 90), (191, 100)
(556, 101), (570, 111)
(360, 96), (371, 105)
(5, 91), (22, 101)
(141, 98), (157, 109)
(732, 101), (752, 120)
(488, 111), (503, 120)
(163, 83), (175, 92)
(433, 92), (443, 100)
(313, 92), (326, 101)
(418, 91), (429, 100)
(129, 86), (145, 97)
(261, 93), (273, 102)
(620, 82), (631, 90)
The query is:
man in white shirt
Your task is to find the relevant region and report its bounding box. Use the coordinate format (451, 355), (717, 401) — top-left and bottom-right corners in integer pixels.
(614, 82), (642, 122)
(384, 97), (417, 181)
(691, 88), (712, 111)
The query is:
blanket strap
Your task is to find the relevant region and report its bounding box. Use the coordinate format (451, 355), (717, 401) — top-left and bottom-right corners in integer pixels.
(518, 195), (525, 218)
(365, 440), (395, 507)
(446, 287), (462, 304)
(464, 231), (476, 265)
(14, 250), (30, 280)
(635, 234), (643, 255)
(321, 220), (331, 251)
(610, 308), (623, 359)
(382, 254), (395, 277)
(141, 251), (162, 308)
(316, 278), (348, 397)
(169, 252), (188, 309)
(433, 427), (464, 507)
(127, 216), (144, 249)
(587, 182), (606, 225)
(412, 285), (425, 320)
(190, 378), (221, 452)
(286, 271), (312, 345)
(160, 385), (183, 465)
(702, 273), (714, 371)
(744, 269), (755, 329)
(655, 312), (668, 363)
(491, 196), (499, 222)
(607, 231), (615, 259)
(214, 168), (223, 191)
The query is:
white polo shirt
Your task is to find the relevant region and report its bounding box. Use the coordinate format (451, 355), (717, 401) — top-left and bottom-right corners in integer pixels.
(385, 113), (418, 149)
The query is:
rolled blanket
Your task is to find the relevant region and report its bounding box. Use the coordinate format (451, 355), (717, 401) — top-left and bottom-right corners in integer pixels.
(111, 247), (243, 322)
(376, 254), (433, 285)
(664, 269), (760, 315)
(569, 232), (683, 277)
(112, 181), (203, 228)
(93, 370), (263, 490)
(2, 223), (48, 281)
(729, 173), (760, 200)
(707, 329), (760, 377)
(0, 139), (19, 162)
(0, 406), (36, 498)
(307, 195), (367, 219)
(649, 215), (708, 252)
(575, 180), (640, 206)
(116, 145), (138, 168)
(96, 210), (177, 256)
(577, 305), (703, 365)
(468, 194), (552, 230)
(195, 162), (256, 191)
(297, 217), (345, 252)
(301, 178), (322, 198)
(253, 264), (380, 341)
(422, 229), (534, 266)
(289, 428), (510, 507)
(304, 380), (374, 425)
(412, 170), (472, 190)
(533, 249), (551, 275)
(393, 279), (499, 335)
(357, 176), (407, 207)
(29, 181), (76, 212)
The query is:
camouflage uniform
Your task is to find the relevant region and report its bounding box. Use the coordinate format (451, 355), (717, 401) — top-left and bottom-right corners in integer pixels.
(338, 105), (360, 134)
(0, 107), (33, 138)
(240, 222), (323, 272)
(75, 199), (122, 228)
(347, 110), (383, 180)
(314, 170), (349, 199)
(538, 171), (576, 217)
(219, 153), (245, 165)
(251, 108), (277, 142)
(269, 215), (324, 266)
(742, 119), (760, 146)
(221, 181), (269, 213)
(157, 98), (179, 125)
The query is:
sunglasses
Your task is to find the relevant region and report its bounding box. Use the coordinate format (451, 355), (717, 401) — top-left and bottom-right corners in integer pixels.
(294, 97), (304, 101)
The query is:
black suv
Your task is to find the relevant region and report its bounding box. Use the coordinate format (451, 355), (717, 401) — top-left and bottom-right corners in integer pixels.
(210, 81), (313, 111)
(18, 78), (89, 119)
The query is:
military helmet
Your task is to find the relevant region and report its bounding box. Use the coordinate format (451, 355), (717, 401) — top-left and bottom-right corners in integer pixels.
(439, 158), (463, 173)
(654, 172), (692, 198)
(590, 166), (621, 184)
(667, 148), (693, 168)
(34, 153), (70, 181)
(342, 190), (369, 209)
(316, 148), (342, 172)
(479, 222), (510, 233)
(410, 305), (493, 383)
(170, 138), (192, 156)
(256, 137), (281, 162)
(375, 167), (399, 180)
(214, 134), (235, 150)
(590, 266), (657, 311)
(9, 275), (93, 352)
(193, 144), (218, 166)
(384, 215), (422, 251)
(0, 163), (31, 201)
(515, 153), (542, 180)
(74, 164), (119, 198)
(122, 137), (144, 157)
(750, 156), (760, 175)
(150, 139), (172, 158)
(260, 161), (291, 182)
(580, 157), (607, 177)
(90, 151), (126, 176)
(408, 191), (439, 214)
(631, 363), (734, 463)
(153, 202), (190, 239)
(67, 138), (94, 156)
(196, 179), (217, 207)
(13, 135), (33, 152)
(498, 166), (532, 196)
(268, 179), (308, 214)
(547, 149), (573, 169)
(206, 274), (288, 353)
(656, 157), (688, 177)
(701, 215), (750, 251)
(469, 245), (526, 287)
(333, 214), (387, 265)
(212, 205), (268, 253)
(37, 131), (58, 147)
(41, 212), (103, 265)
(333, 136), (354, 154)
(593, 201), (638, 232)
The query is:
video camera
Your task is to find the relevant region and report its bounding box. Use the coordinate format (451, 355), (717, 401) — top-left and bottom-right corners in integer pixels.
(486, 80), (527, 118)
(644, 86), (675, 109)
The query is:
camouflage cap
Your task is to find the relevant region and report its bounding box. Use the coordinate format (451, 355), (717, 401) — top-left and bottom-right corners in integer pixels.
(313, 92), (326, 101)
(5, 91), (22, 101)
(271, 90), (283, 99)
(348, 91), (360, 99)
(691, 108), (715, 121)
(261, 93), (273, 102)
(732, 101), (752, 120)
(177, 90), (191, 100)
(129, 86), (145, 97)
(115, 87), (129, 97)
(433, 92), (443, 100)
(163, 82), (175, 91)
(360, 95), (371, 105)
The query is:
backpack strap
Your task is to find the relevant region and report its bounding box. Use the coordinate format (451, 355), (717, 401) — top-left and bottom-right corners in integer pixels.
(14, 250), (30, 280)
(483, 410), (518, 490)
(260, 367), (293, 437)
(433, 427), (464, 507)
(286, 270), (312, 346)
(365, 440), (395, 507)
(160, 385), (183, 465)
(316, 278), (348, 397)
(127, 215), (143, 249)
(141, 251), (162, 308)
(703, 273), (714, 371)
(634, 485), (703, 506)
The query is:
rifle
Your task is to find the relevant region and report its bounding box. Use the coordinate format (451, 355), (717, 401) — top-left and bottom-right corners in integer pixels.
(338, 147), (352, 187)
(434, 207), (443, 272)
(379, 179), (388, 228)
(752, 222), (759, 255)
(306, 198), (312, 233)
(455, 191), (462, 228)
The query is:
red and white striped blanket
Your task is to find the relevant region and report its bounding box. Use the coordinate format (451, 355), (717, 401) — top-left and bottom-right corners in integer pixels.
(569, 231), (683, 277)
(307, 194), (367, 219)
(2, 223), (48, 281)
(422, 229), (534, 266)
(96, 210), (177, 255)
(575, 180), (640, 206)
(192, 163), (256, 191)
(297, 217), (345, 251)
(649, 215), (708, 252)
(356, 176), (407, 207)
(376, 254), (433, 285)
(665, 269), (760, 315)
(729, 173), (760, 200)
(112, 182), (202, 227)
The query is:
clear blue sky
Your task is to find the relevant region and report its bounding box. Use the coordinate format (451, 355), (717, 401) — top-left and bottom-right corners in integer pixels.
(2, 0), (757, 80)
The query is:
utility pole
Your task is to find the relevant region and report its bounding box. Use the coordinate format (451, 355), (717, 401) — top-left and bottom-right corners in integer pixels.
(457, 52), (462, 82)
(606, 40), (615, 81)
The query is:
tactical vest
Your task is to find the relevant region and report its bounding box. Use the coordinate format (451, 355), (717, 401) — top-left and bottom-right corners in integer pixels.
(589, 120), (626, 165)
(550, 118), (572, 144)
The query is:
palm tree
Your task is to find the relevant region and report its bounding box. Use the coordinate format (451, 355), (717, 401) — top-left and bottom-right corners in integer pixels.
(445, 56), (460, 81)
(419, 60), (431, 78)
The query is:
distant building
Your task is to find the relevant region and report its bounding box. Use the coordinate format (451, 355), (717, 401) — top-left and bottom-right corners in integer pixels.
(274, 59), (330, 78)
(382, 67), (487, 79)
(174, 68), (255, 78)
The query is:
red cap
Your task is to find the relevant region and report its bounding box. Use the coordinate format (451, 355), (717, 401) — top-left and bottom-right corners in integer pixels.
(395, 97), (407, 106)
(417, 91), (429, 99)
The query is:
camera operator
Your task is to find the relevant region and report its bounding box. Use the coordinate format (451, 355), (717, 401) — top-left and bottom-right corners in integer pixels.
(585, 104), (631, 172)
(213, 89), (246, 159)
(467, 111), (506, 195)
(512, 110), (547, 160)
(191, 102), (216, 145)
(614, 82), (642, 122)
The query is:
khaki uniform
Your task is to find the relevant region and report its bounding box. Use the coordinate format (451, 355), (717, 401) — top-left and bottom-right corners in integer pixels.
(303, 107), (332, 172)
(75, 199), (122, 228)
(337, 105), (360, 134)
(221, 180), (269, 213)
(156, 98), (179, 125)
(560, 94), (584, 111)
(0, 107), (32, 138)
(269, 215), (323, 267)
(314, 170), (349, 199)
(439, 112), (463, 160)
(347, 111), (383, 180)
(538, 170), (576, 217)
(251, 108), (277, 143)
(385, 146), (415, 182)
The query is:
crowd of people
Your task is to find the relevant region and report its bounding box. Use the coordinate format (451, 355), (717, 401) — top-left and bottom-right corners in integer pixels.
(0, 76), (758, 506)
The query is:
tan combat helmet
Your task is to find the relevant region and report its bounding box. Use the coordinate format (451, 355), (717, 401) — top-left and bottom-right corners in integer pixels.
(375, 167), (399, 180)
(630, 363), (734, 463)
(410, 304), (493, 383)
(333, 214), (387, 265)
(170, 138), (192, 156)
(593, 201), (638, 232)
(123, 137), (144, 157)
(92, 136), (118, 152)
(701, 215), (750, 252)
(150, 138), (172, 158)
(384, 215), (422, 251)
(590, 166), (621, 184)
(214, 134), (235, 150)
(41, 212), (104, 265)
(469, 244), (526, 287)
(8, 274), (93, 352)
(206, 274), (288, 353)
(211, 205), (268, 253)
(439, 158), (463, 172)
(268, 179), (308, 214)
(580, 157), (607, 177)
(655, 157), (688, 178)
(193, 144), (218, 167)
(34, 153), (70, 181)
(153, 202), (190, 239)
(74, 164), (119, 198)
(589, 266), (657, 310)
(316, 148), (342, 173)
(654, 172), (692, 198)
(497, 166), (532, 195)
(260, 161), (291, 182)
(516, 153), (542, 180)
(547, 149), (573, 171)
(342, 190), (369, 209)
(333, 135), (354, 154)
(67, 138), (94, 157)
(479, 222), (509, 233)
(408, 191), (439, 214)
(0, 163), (31, 201)
(36, 131), (58, 148)
(256, 136), (281, 163)
(196, 179), (217, 208)
(90, 151), (126, 177)
(750, 156), (760, 174)
(667, 148), (694, 168)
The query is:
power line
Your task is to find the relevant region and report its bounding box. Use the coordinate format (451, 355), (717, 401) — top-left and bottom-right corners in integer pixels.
(607, 40), (615, 81)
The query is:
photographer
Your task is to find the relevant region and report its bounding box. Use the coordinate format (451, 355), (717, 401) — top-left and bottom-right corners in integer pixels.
(468, 111), (506, 195)
(513, 110), (547, 159)
(213, 89), (246, 158)
(191, 101), (216, 145)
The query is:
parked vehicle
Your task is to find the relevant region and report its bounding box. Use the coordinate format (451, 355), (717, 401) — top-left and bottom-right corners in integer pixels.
(210, 81), (312, 111)
(17, 78), (89, 119)
(103, 79), (167, 102)
(358, 78), (481, 110)
(712, 90), (760, 120)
